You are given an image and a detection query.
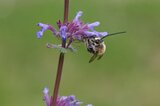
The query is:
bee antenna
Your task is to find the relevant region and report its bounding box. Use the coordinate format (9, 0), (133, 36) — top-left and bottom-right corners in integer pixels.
(101, 31), (126, 39)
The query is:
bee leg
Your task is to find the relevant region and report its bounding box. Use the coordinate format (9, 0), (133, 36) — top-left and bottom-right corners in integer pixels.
(97, 55), (104, 60)
(89, 53), (98, 63)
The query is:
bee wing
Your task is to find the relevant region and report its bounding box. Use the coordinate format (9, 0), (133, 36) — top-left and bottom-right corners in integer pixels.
(89, 53), (98, 63)
(97, 55), (104, 60)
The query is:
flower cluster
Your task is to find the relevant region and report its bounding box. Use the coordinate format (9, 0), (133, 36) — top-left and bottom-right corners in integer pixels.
(43, 88), (92, 106)
(37, 11), (107, 106)
(37, 11), (108, 46)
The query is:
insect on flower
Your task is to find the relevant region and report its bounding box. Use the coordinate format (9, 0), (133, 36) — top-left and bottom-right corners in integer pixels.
(36, 11), (126, 63)
(84, 31), (126, 63)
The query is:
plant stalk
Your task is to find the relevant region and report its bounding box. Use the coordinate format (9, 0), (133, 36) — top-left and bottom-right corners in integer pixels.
(51, 0), (69, 106)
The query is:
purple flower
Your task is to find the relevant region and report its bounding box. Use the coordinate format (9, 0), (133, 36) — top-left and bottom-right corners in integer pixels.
(43, 87), (92, 106)
(36, 23), (58, 39)
(43, 88), (51, 106)
(36, 11), (108, 44)
(60, 26), (67, 41)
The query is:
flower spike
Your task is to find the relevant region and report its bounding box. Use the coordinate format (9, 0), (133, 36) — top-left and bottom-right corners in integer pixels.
(43, 88), (92, 106)
(36, 11), (108, 42)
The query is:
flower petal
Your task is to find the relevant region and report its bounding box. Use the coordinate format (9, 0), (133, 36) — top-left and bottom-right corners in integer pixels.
(37, 23), (57, 38)
(60, 26), (67, 41)
(73, 11), (83, 22)
(36, 31), (43, 38)
(84, 31), (108, 37)
(37, 23), (49, 38)
(43, 87), (50, 106)
(56, 95), (83, 106)
(87, 22), (100, 31)
(98, 32), (108, 37)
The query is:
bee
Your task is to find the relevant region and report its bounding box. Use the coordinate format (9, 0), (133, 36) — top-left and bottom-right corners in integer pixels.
(84, 31), (126, 63)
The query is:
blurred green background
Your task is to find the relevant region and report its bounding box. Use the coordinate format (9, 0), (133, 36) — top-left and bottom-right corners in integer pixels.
(0, 0), (160, 106)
